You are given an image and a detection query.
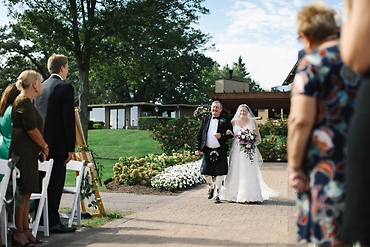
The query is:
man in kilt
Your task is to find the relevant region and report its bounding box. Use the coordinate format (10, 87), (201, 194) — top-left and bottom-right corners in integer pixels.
(195, 100), (233, 203)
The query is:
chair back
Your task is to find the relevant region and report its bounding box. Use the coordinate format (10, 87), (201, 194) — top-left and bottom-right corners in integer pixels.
(0, 159), (12, 207)
(0, 158), (13, 247)
(38, 158), (54, 193)
(62, 159), (87, 227)
(66, 160), (87, 189)
(29, 159), (54, 237)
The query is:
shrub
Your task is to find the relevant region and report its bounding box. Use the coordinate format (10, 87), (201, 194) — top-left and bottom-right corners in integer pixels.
(112, 151), (201, 186)
(193, 105), (211, 120)
(258, 117), (288, 161)
(93, 123), (103, 129)
(149, 117), (200, 155)
(138, 116), (171, 130)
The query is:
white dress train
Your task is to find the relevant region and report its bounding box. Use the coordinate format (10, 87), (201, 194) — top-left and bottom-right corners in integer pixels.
(220, 125), (279, 203)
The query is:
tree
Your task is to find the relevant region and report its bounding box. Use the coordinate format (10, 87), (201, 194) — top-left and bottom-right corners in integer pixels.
(0, 0), (211, 139)
(201, 56), (264, 93)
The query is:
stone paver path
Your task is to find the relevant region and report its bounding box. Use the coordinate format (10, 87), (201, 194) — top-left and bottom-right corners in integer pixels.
(35, 162), (301, 247)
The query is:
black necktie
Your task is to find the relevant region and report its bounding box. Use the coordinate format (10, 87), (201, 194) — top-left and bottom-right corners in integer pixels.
(213, 116), (220, 120)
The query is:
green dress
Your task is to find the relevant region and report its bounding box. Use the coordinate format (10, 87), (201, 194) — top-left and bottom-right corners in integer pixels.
(10, 96), (44, 194)
(0, 105), (13, 159)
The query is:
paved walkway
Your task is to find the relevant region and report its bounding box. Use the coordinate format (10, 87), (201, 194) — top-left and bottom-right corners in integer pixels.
(36, 162), (301, 247)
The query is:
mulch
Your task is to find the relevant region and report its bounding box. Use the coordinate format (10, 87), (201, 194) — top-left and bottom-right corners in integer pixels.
(104, 181), (182, 196)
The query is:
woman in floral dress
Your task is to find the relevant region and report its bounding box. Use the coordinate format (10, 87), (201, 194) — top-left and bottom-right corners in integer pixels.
(287, 2), (361, 246)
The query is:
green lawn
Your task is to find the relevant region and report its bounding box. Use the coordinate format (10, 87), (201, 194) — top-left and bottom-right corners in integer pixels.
(65, 129), (163, 188)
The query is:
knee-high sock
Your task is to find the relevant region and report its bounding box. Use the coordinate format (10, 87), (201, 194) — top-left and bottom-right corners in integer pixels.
(215, 176), (225, 196)
(204, 175), (214, 189)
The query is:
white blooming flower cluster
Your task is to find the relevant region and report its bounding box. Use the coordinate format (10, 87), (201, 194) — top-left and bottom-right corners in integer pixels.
(151, 159), (205, 191)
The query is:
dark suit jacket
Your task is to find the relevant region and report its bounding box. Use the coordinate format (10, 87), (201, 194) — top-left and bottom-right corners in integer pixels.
(195, 115), (233, 152)
(34, 75), (76, 157)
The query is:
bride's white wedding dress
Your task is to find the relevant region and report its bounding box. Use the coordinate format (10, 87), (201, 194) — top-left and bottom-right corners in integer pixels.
(220, 125), (279, 203)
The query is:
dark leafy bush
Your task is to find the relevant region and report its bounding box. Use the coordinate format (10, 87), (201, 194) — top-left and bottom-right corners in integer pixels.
(149, 117), (200, 155)
(258, 117), (288, 161)
(138, 116), (171, 130)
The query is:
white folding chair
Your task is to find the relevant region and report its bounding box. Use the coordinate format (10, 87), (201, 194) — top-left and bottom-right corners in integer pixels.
(29, 159), (54, 237)
(0, 159), (15, 247)
(61, 160), (87, 227)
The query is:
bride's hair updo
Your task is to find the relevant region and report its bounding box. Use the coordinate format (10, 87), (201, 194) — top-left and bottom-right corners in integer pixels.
(16, 70), (43, 91)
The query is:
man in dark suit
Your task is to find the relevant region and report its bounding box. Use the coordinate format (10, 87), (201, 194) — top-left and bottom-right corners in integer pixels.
(195, 100), (233, 203)
(34, 54), (76, 233)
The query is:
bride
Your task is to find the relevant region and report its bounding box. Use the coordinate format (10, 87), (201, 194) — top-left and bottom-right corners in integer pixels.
(220, 104), (279, 203)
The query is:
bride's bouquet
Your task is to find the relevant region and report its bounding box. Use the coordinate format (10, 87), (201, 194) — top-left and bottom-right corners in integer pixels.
(235, 128), (257, 160)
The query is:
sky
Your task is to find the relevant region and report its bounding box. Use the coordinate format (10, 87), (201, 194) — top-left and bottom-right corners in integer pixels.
(198, 0), (342, 90)
(0, 0), (342, 90)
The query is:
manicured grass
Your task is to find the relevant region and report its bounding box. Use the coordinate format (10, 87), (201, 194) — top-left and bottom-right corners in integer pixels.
(59, 207), (130, 227)
(88, 129), (162, 159)
(65, 129), (163, 188)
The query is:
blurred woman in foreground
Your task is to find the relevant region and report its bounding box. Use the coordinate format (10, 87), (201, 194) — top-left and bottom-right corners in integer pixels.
(287, 2), (360, 246)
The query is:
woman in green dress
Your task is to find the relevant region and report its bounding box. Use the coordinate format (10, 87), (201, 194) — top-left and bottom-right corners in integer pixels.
(9, 70), (49, 247)
(0, 84), (20, 159)
(0, 84), (20, 247)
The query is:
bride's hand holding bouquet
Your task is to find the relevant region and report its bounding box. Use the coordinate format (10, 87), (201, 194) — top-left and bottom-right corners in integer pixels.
(235, 128), (258, 160)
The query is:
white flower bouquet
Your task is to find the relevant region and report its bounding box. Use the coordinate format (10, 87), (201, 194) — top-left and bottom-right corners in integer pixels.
(235, 128), (257, 160)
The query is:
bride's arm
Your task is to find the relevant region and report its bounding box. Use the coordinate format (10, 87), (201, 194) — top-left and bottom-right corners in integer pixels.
(248, 119), (261, 144)
(226, 119), (236, 135)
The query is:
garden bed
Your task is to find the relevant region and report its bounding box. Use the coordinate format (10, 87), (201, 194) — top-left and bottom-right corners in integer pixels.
(105, 182), (182, 196)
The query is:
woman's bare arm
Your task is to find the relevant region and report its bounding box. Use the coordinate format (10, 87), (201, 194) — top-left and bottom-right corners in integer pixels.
(287, 94), (316, 170)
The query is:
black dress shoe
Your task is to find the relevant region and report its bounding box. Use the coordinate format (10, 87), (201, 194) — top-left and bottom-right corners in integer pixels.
(207, 188), (214, 199)
(214, 196), (221, 203)
(49, 222), (76, 233)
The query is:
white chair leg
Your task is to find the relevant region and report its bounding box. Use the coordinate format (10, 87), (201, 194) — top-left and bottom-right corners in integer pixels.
(76, 195), (81, 227)
(1, 205), (8, 247)
(31, 197), (44, 237)
(43, 199), (49, 236)
(68, 195), (77, 228)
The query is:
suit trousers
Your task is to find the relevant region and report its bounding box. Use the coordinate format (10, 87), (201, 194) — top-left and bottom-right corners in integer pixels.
(48, 155), (67, 227)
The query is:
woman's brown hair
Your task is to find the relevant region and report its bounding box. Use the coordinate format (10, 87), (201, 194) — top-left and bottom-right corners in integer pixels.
(0, 84), (20, 116)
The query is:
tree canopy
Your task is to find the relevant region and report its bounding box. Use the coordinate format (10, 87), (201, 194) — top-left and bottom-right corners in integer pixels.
(201, 56), (265, 94)
(0, 0), (264, 140)
(0, 0), (214, 138)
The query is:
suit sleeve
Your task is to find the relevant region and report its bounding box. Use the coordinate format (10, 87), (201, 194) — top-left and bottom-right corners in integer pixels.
(195, 117), (206, 151)
(221, 116), (233, 142)
(61, 84), (76, 152)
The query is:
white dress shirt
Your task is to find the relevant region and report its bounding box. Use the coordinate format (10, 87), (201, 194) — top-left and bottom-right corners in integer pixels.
(206, 117), (221, 148)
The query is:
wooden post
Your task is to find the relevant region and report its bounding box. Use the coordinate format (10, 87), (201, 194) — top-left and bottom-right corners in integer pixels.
(74, 108), (105, 216)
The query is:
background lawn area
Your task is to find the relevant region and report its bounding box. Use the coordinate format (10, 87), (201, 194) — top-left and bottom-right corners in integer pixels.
(65, 129), (163, 188)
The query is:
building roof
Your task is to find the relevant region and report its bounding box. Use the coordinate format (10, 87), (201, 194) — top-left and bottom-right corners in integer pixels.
(207, 91), (291, 112)
(282, 62), (297, 86)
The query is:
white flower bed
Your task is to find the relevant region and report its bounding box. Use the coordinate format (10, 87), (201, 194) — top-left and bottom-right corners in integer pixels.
(151, 159), (205, 191)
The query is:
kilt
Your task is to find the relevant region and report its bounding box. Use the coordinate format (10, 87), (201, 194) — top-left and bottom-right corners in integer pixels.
(200, 146), (228, 176)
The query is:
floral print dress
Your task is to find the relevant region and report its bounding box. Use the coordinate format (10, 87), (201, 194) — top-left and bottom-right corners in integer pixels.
(292, 45), (361, 246)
